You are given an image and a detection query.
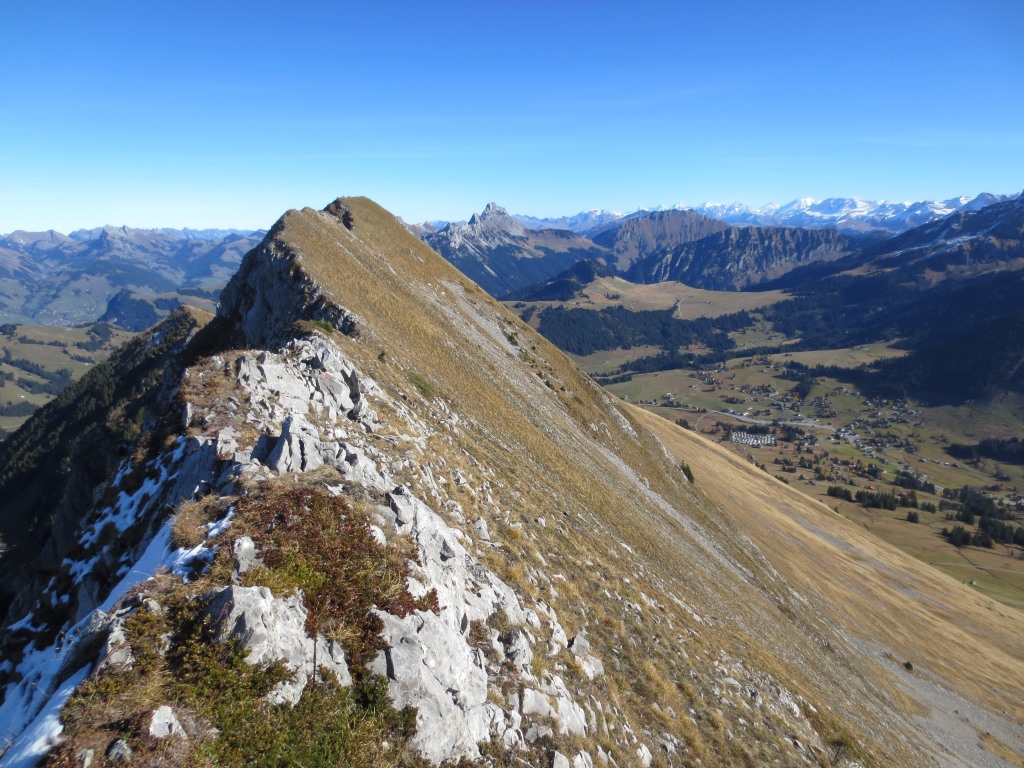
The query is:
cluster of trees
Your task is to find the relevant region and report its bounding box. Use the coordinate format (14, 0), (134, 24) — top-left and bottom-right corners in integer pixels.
(940, 487), (1024, 547)
(977, 516), (1024, 546)
(75, 322), (116, 352)
(2, 351), (49, 377)
(827, 485), (854, 502)
(827, 484), (923, 512)
(951, 486), (1002, 519)
(0, 401), (38, 417)
(774, 362), (817, 400)
(1, 351), (74, 396)
(592, 372), (634, 385)
(536, 305), (752, 357)
(16, 369), (72, 396)
(854, 488), (899, 510)
(777, 424), (806, 443)
(943, 524), (993, 548)
(948, 437), (1024, 465)
(12, 336), (66, 347)
(893, 470), (936, 495)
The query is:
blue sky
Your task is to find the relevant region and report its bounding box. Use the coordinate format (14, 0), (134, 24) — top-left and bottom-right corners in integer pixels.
(2, 1), (1022, 232)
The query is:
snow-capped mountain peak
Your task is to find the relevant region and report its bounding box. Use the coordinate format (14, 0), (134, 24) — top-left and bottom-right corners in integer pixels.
(420, 192), (1013, 241)
(688, 192), (1011, 234)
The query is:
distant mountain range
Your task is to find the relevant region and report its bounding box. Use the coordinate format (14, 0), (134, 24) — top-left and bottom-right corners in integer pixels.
(499, 192), (1016, 237)
(420, 204), (864, 296)
(0, 226), (263, 327)
(686, 193), (1014, 234)
(512, 209), (624, 236)
(410, 192), (1021, 298)
(0, 191), (1016, 329)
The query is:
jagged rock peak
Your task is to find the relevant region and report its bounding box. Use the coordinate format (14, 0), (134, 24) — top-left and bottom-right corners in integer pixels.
(456, 202), (525, 235)
(471, 202), (512, 223)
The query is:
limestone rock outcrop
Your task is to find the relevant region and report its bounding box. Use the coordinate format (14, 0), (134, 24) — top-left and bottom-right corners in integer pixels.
(203, 586), (351, 705)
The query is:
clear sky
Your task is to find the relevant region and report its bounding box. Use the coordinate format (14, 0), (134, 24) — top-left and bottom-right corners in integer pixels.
(2, 1), (1022, 232)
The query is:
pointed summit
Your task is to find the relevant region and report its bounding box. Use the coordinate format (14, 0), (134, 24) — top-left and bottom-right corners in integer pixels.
(466, 202), (518, 229)
(481, 201), (509, 217)
(423, 202), (604, 296)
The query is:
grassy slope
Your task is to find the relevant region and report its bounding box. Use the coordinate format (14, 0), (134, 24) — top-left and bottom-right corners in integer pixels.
(510, 277), (789, 323)
(608, 347), (1024, 612)
(0, 324), (135, 433)
(635, 407), (1024, 757)
(265, 198), (1023, 765)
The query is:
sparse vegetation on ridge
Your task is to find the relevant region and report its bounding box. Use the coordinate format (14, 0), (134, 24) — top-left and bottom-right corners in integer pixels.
(49, 479), (430, 768)
(234, 484), (440, 668)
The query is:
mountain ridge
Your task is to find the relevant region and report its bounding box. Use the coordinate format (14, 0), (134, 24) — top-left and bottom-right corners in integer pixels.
(0, 197), (1021, 767)
(628, 224), (858, 289)
(505, 192), (1015, 236)
(0, 227), (264, 327)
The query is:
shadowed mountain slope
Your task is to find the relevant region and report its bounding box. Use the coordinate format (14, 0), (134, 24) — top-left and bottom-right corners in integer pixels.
(0, 198), (1021, 767)
(592, 209), (730, 272)
(627, 224), (858, 290)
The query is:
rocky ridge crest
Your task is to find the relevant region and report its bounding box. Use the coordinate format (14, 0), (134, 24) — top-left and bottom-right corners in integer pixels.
(0, 321), (599, 766)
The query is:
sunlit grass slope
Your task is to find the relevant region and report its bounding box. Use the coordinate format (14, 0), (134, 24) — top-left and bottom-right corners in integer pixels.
(247, 198), (1024, 766)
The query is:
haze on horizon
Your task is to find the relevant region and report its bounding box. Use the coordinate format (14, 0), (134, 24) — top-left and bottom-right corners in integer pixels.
(2, 0), (1022, 233)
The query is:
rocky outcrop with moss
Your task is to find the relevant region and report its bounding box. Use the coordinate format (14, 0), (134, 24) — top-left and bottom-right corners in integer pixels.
(0, 324), (598, 767)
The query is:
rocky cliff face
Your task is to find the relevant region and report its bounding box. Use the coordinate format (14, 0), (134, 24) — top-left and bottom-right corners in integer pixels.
(629, 225), (856, 290)
(1, 198), (1021, 768)
(591, 209), (731, 272)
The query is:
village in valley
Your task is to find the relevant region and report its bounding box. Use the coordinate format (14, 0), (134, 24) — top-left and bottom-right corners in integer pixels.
(597, 351), (1024, 610)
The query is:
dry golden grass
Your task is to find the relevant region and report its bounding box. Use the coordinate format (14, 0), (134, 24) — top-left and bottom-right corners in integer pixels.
(221, 197), (1024, 766)
(632, 408), (1024, 737)
(170, 496), (226, 550)
(509, 276), (789, 319)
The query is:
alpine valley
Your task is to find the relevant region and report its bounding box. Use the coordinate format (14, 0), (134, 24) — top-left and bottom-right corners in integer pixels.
(0, 196), (1022, 768)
